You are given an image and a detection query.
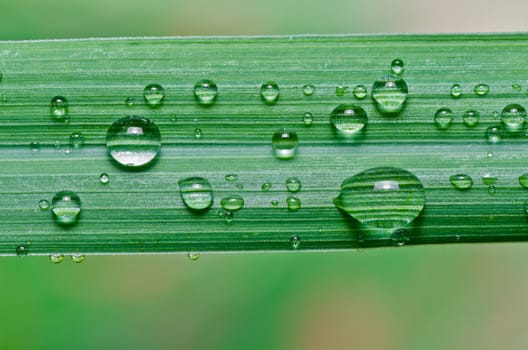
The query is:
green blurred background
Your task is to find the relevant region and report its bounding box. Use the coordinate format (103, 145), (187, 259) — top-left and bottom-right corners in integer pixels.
(1, 1), (528, 349)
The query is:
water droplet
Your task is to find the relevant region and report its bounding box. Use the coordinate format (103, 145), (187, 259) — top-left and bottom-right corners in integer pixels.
(38, 199), (50, 210)
(64, 146), (72, 154)
(492, 111), (499, 119)
(482, 175), (497, 186)
(462, 110), (480, 127)
(290, 235), (301, 249)
(486, 125), (503, 143)
(220, 195), (244, 211)
(1, 93), (7, 103)
(334, 167), (425, 229)
(69, 132), (84, 148)
(371, 75), (408, 114)
(330, 104), (368, 136)
(99, 173), (110, 185)
(178, 177), (213, 211)
(30, 141), (40, 152)
(49, 254), (64, 264)
(54, 141), (61, 150)
(170, 114), (177, 122)
(513, 83), (522, 92)
(225, 174), (238, 182)
(271, 200), (279, 207)
(106, 116), (161, 167)
(488, 186), (496, 195)
(272, 128), (298, 160)
(335, 84), (347, 97)
(16, 244), (28, 256)
(187, 253), (200, 261)
(193, 79), (218, 105)
(352, 85), (367, 99)
(434, 107), (453, 130)
(519, 174), (528, 188)
(194, 128), (203, 139)
(501, 103), (526, 132)
(125, 97), (135, 107)
(391, 228), (410, 246)
(474, 83), (489, 96)
(450, 84), (462, 98)
(302, 84), (315, 96)
(50, 96), (69, 121)
(261, 183), (272, 191)
(303, 112), (313, 126)
(286, 177), (302, 192)
(286, 196), (301, 211)
(235, 183), (244, 190)
(224, 210), (234, 224)
(450, 174), (473, 190)
(390, 58), (404, 75)
(260, 82), (280, 104)
(51, 191), (81, 225)
(143, 83), (165, 106)
(71, 254), (85, 263)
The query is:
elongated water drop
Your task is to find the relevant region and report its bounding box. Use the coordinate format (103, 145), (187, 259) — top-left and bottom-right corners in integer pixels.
(50, 96), (69, 121)
(330, 104), (368, 136)
(272, 128), (298, 160)
(450, 174), (473, 190)
(390, 58), (404, 75)
(286, 177), (301, 192)
(106, 116), (161, 167)
(143, 83), (165, 106)
(193, 79), (218, 105)
(501, 103), (526, 132)
(260, 82), (280, 104)
(51, 190), (81, 225)
(371, 75), (408, 114)
(462, 110), (480, 127)
(334, 167), (425, 229)
(220, 195), (244, 211)
(434, 107), (453, 130)
(225, 174), (238, 182)
(187, 253), (200, 261)
(178, 177), (213, 211)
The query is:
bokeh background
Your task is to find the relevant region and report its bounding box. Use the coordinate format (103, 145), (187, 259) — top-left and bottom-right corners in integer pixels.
(1, 1), (528, 349)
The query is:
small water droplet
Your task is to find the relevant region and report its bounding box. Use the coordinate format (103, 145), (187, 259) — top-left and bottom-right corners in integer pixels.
(492, 111), (499, 119)
(220, 195), (244, 211)
(271, 200), (279, 207)
(519, 174), (528, 188)
(143, 83), (165, 106)
(54, 141), (61, 150)
(488, 186), (496, 194)
(224, 210), (234, 224)
(450, 84), (462, 98)
(334, 167), (425, 229)
(38, 199), (50, 210)
(352, 85), (367, 99)
(71, 254), (85, 263)
(125, 97), (135, 107)
(434, 107), (453, 130)
(106, 116), (161, 167)
(390, 58), (404, 75)
(69, 132), (84, 148)
(482, 175), (497, 186)
(170, 114), (177, 122)
(501, 103), (526, 132)
(260, 82), (280, 104)
(286, 196), (301, 211)
(272, 128), (298, 160)
(261, 183), (272, 191)
(290, 235), (301, 249)
(30, 141), (40, 152)
(187, 252), (200, 261)
(286, 177), (301, 192)
(225, 174), (238, 182)
(391, 228), (410, 246)
(1, 93), (7, 103)
(16, 244), (28, 256)
(178, 177), (213, 211)
(303, 112), (313, 126)
(330, 104), (368, 136)
(474, 83), (489, 96)
(49, 254), (64, 264)
(50, 96), (69, 121)
(64, 146), (72, 154)
(450, 174), (473, 190)
(51, 191), (81, 225)
(462, 110), (480, 127)
(513, 83), (522, 92)
(194, 128), (203, 139)
(99, 173), (110, 185)
(486, 125), (503, 143)
(372, 75), (408, 114)
(302, 84), (315, 96)
(335, 84), (347, 97)
(193, 79), (218, 105)
(235, 183), (244, 190)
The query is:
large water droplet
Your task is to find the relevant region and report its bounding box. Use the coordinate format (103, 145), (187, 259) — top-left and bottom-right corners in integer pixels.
(390, 58), (404, 75)
(352, 85), (367, 99)
(450, 174), (473, 190)
(220, 195), (244, 211)
(260, 82), (280, 104)
(106, 116), (161, 167)
(434, 107), (453, 130)
(501, 103), (526, 132)
(50, 96), (69, 121)
(486, 125), (503, 143)
(286, 177), (301, 193)
(178, 177), (213, 211)
(334, 167), (425, 229)
(463, 110), (480, 127)
(474, 83), (489, 96)
(51, 190), (81, 225)
(330, 104), (368, 136)
(371, 75), (408, 114)
(450, 84), (462, 98)
(272, 128), (298, 160)
(193, 79), (218, 105)
(286, 196), (301, 211)
(302, 84), (315, 96)
(143, 83), (165, 106)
